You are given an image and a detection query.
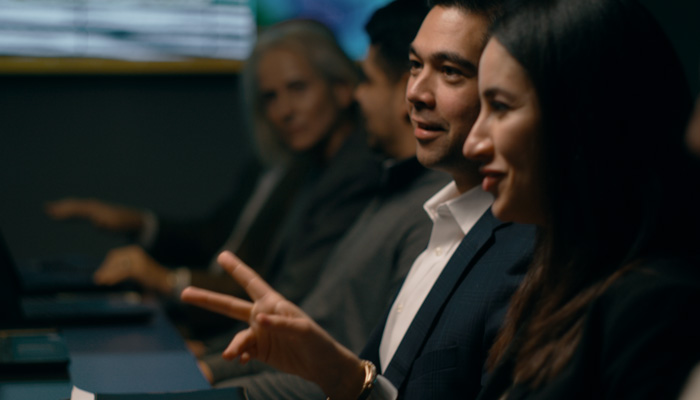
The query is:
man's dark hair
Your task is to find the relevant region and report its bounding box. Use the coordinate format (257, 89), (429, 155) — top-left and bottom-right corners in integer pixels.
(364, 0), (430, 83)
(429, 0), (507, 28)
(426, 0), (507, 49)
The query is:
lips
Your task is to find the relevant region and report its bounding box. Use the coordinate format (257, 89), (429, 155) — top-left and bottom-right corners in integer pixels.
(479, 167), (505, 194)
(281, 125), (306, 140)
(412, 117), (446, 141)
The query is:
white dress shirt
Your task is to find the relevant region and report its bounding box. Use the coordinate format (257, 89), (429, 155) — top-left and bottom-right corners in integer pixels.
(370, 182), (493, 400)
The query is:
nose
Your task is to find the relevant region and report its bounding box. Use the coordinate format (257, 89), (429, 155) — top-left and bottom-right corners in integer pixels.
(268, 92), (295, 125)
(463, 108), (493, 161)
(406, 70), (435, 111)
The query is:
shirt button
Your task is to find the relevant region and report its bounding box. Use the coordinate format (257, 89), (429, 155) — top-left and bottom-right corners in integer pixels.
(396, 303), (404, 313)
(435, 247), (443, 256)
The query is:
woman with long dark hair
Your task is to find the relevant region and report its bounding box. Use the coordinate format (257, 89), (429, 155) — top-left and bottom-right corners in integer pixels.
(463, 0), (700, 398)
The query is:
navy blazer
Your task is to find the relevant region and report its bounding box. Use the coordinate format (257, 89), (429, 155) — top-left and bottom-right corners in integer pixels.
(360, 210), (535, 400)
(476, 257), (700, 400)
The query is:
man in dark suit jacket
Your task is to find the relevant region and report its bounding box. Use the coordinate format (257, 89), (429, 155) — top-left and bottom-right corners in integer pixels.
(182, 1), (535, 399)
(226, 206), (532, 400)
(348, 2), (534, 397)
(361, 211), (532, 399)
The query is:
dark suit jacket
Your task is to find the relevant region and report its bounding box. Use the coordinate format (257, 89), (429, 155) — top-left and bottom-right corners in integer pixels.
(477, 256), (700, 400)
(206, 158), (447, 390)
(265, 129), (382, 305)
(184, 129), (381, 338)
(360, 210), (535, 400)
(148, 130), (380, 302)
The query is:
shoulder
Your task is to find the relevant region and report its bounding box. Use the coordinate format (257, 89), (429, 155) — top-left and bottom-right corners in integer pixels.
(487, 216), (537, 265)
(388, 168), (449, 217)
(590, 257), (700, 348)
(409, 169), (452, 195)
(326, 130), (382, 178)
(590, 257), (700, 341)
(313, 131), (382, 197)
(459, 218), (535, 295)
(597, 257), (700, 319)
(586, 257), (700, 398)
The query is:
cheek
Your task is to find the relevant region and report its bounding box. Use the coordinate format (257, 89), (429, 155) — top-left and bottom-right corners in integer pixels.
(502, 137), (534, 183)
(442, 90), (480, 127)
(304, 97), (341, 135)
(687, 101), (700, 155)
(265, 105), (285, 130)
(359, 89), (378, 115)
(500, 132), (542, 210)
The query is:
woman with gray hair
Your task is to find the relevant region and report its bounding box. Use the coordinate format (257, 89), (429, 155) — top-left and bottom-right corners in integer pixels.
(242, 19), (362, 165)
(46, 19), (380, 337)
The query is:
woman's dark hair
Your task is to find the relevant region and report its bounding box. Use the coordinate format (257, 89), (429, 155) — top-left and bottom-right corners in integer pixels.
(486, 0), (700, 388)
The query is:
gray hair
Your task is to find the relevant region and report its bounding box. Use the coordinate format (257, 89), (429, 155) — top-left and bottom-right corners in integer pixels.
(242, 19), (360, 165)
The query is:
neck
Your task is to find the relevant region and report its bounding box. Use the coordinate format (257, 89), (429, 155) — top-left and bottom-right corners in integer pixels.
(321, 118), (355, 161)
(387, 124), (418, 160)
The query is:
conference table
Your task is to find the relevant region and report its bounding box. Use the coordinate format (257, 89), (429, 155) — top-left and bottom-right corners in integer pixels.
(0, 302), (212, 399)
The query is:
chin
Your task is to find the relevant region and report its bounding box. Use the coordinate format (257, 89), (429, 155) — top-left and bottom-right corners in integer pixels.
(491, 198), (520, 224)
(493, 201), (543, 226)
(416, 155), (439, 170)
(491, 204), (511, 223)
(415, 148), (442, 169)
(286, 139), (316, 153)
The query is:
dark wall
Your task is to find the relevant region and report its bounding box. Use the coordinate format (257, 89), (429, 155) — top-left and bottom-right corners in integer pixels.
(0, 74), (252, 259)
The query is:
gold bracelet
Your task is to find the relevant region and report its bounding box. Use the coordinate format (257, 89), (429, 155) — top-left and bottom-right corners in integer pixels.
(326, 360), (377, 400)
(357, 360), (377, 400)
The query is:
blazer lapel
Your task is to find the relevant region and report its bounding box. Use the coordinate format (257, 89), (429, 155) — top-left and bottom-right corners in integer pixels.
(382, 209), (503, 389)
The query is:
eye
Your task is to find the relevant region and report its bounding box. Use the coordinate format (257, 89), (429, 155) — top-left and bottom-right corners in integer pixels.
(489, 99), (510, 112)
(288, 80), (308, 92)
(261, 91), (276, 105)
(408, 59), (422, 74)
(441, 65), (466, 83)
(442, 66), (460, 76)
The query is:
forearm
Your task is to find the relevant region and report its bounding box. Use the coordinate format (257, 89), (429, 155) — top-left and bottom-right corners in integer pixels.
(319, 347), (367, 400)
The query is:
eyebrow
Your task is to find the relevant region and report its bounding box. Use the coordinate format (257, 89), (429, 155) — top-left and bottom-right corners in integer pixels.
(483, 87), (517, 102)
(409, 45), (478, 76)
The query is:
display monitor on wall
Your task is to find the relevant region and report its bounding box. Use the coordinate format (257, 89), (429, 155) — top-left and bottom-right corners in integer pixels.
(256, 0), (391, 60)
(0, 0), (391, 73)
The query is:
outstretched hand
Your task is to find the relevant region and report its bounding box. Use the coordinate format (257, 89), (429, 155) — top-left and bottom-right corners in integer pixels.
(181, 251), (366, 400)
(45, 197), (145, 233)
(94, 245), (173, 295)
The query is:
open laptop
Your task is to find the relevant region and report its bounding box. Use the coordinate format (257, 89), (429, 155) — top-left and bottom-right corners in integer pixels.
(0, 230), (154, 327)
(16, 253), (105, 294)
(16, 251), (138, 295)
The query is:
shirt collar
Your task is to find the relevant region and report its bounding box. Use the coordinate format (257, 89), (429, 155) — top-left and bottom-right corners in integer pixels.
(424, 182), (494, 235)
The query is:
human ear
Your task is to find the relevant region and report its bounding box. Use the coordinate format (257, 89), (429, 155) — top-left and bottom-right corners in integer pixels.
(395, 74), (411, 125)
(333, 82), (356, 109)
(687, 96), (700, 156)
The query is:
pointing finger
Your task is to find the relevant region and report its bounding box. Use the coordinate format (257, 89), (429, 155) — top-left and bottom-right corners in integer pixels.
(180, 286), (253, 321)
(217, 251), (275, 301)
(223, 326), (258, 361)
